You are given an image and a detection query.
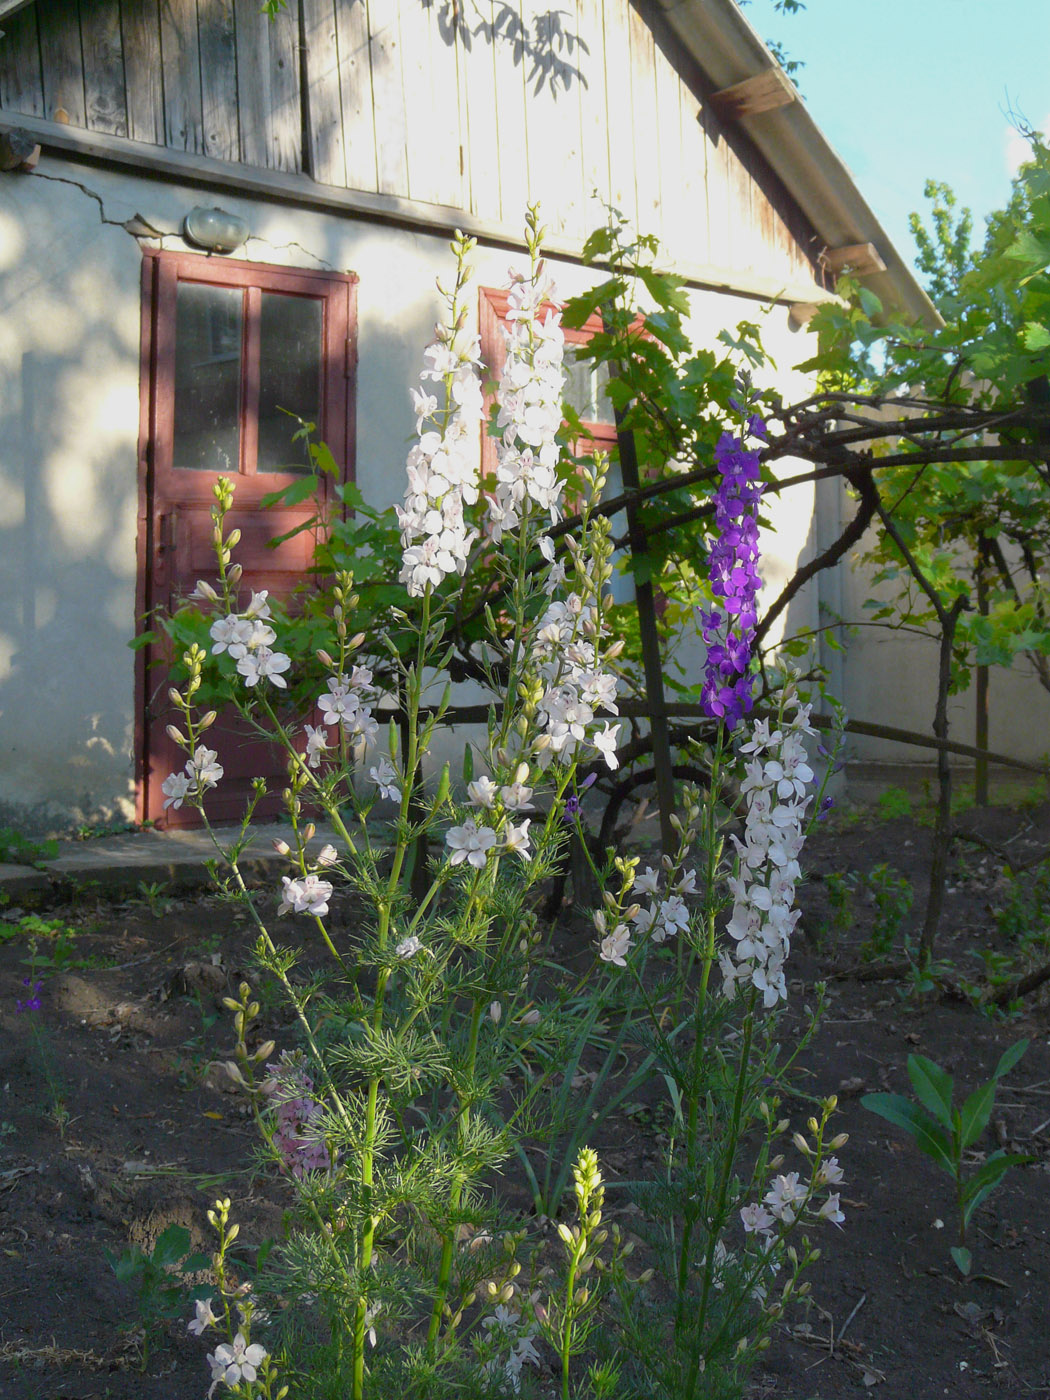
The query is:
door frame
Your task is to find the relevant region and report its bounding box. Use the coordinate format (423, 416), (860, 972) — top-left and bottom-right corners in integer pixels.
(134, 248), (358, 824)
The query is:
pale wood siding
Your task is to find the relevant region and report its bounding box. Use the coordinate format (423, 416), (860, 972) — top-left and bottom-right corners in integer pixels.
(0, 0), (825, 286)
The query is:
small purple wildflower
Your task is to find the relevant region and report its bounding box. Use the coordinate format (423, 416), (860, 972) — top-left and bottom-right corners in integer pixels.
(16, 978), (42, 1013)
(817, 795), (835, 821)
(699, 422), (765, 730)
(562, 773), (597, 824)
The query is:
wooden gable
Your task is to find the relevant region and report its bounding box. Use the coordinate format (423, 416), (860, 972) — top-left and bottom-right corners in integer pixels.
(0, 0), (826, 292)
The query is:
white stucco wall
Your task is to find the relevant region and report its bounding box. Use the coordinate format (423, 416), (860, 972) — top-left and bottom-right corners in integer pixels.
(0, 152), (824, 831)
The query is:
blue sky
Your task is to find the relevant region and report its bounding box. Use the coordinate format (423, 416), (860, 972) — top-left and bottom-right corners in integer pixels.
(741, 0), (1050, 277)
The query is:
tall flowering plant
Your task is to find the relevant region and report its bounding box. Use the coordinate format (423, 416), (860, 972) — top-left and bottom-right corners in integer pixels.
(158, 216), (845, 1400)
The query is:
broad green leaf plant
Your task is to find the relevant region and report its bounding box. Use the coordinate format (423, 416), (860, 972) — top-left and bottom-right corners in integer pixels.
(862, 1039), (1031, 1275)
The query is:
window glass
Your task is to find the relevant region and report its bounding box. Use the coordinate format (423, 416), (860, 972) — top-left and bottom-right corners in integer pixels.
(172, 282), (244, 471)
(563, 345), (615, 426)
(257, 293), (324, 473)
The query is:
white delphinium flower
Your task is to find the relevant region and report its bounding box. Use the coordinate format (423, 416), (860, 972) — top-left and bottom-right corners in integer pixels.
(304, 724), (330, 769)
(209, 614), (253, 655)
(817, 1156), (845, 1187)
(395, 935), (425, 959)
(445, 818), (498, 868)
(721, 696), (816, 1007)
(369, 755), (401, 801)
(739, 1203), (775, 1235)
(467, 776), (499, 808)
(207, 1333), (267, 1395)
(633, 866), (661, 897)
(503, 819), (532, 862)
(236, 646), (291, 688)
(596, 915), (632, 968)
(316, 843), (339, 867)
(161, 771), (192, 811)
(764, 1171), (807, 1226)
(500, 780), (535, 811)
(188, 1297), (220, 1336)
(319, 670), (378, 757)
(816, 1192), (845, 1225)
(278, 875), (333, 918)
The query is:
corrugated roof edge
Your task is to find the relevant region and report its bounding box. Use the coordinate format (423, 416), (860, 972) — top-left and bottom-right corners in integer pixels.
(655, 0), (942, 328)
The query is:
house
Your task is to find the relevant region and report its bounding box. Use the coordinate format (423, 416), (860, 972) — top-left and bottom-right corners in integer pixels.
(0, 0), (945, 833)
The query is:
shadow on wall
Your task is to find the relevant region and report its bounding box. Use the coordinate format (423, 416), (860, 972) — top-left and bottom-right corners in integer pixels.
(422, 0), (589, 94)
(0, 342), (140, 836)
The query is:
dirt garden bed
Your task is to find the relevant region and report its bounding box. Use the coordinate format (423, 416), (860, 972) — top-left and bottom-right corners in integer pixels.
(1, 793), (1049, 1399)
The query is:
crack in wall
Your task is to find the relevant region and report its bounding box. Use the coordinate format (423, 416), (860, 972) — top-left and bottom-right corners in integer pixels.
(21, 168), (339, 271)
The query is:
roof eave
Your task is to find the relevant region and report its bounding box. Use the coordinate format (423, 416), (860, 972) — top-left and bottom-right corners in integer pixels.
(654, 0), (940, 327)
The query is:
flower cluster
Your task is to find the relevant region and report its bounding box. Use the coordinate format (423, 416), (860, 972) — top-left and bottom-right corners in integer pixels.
(741, 1155), (846, 1241)
(531, 585), (621, 772)
(397, 320), (485, 595)
(481, 1301), (543, 1394)
(699, 419), (766, 731)
(161, 745), (224, 811)
(263, 1050), (331, 1178)
(206, 1331), (268, 1396)
(488, 267), (566, 539)
(720, 696), (816, 1007)
(209, 589), (291, 689)
(628, 862), (696, 944)
(318, 665), (379, 760)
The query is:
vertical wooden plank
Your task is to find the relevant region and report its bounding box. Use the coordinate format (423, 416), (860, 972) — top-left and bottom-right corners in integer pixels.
(600, 0), (635, 232)
(0, 5), (45, 117)
(234, 0), (302, 171)
(461, 0), (502, 221)
(651, 21), (686, 266)
(301, 0), (345, 185)
(39, 0), (86, 128)
(627, 1), (659, 238)
(676, 57), (708, 266)
(574, 0), (609, 236)
(121, 0), (165, 145)
(726, 138), (754, 272)
(335, 0), (378, 192)
(160, 0), (204, 151)
(81, 2), (128, 135)
(701, 101), (730, 270)
(399, 0), (460, 207)
(524, 0), (583, 242)
(488, 0), (530, 221)
(367, 0), (408, 197)
(197, 0), (239, 161)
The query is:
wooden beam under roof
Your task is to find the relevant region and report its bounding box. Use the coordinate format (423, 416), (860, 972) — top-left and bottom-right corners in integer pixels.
(709, 67), (796, 121)
(822, 242), (887, 277)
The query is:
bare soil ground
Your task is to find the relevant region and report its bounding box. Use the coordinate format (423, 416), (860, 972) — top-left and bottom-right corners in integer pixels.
(2, 797), (1049, 1400)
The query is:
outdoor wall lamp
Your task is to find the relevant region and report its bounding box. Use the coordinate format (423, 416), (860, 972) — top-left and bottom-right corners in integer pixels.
(183, 206), (250, 254)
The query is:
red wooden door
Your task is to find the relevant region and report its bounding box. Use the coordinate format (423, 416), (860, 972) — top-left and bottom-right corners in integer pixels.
(137, 251), (357, 826)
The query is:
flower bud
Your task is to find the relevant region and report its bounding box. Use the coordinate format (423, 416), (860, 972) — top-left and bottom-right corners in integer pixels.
(624, 903), (641, 921)
(228, 563), (242, 584)
(775, 1119), (789, 1135)
(273, 839), (291, 855)
(807, 1117), (820, 1137)
(166, 725), (187, 746)
(349, 631), (367, 649)
(557, 1222), (574, 1246)
(824, 1094), (839, 1114)
(317, 649), (334, 667)
(254, 1040), (276, 1062)
(488, 1001), (502, 1024)
(498, 1282), (515, 1303)
(770, 1154), (784, 1170)
(199, 710), (217, 730)
(222, 997), (242, 1013)
(225, 1061), (246, 1085)
(830, 1132), (849, 1149)
(168, 688), (183, 707)
(638, 1267), (654, 1283)
(792, 1133), (811, 1156)
(303, 823), (316, 842)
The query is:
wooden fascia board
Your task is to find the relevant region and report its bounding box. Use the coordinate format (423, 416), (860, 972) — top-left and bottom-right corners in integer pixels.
(0, 113), (839, 310)
(0, 0), (34, 23)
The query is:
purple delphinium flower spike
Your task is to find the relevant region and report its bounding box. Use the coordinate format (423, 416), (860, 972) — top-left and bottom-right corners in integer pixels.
(16, 978), (43, 1013)
(699, 420), (765, 730)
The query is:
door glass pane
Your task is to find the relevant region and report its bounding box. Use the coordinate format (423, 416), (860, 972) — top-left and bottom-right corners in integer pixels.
(257, 293), (324, 473)
(173, 282), (243, 472)
(563, 345), (615, 425)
